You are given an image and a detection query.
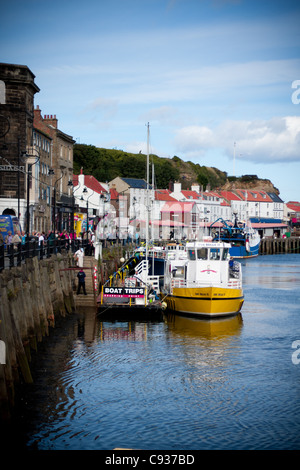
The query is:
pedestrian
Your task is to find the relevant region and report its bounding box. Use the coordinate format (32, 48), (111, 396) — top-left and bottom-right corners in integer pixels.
(38, 231), (45, 246)
(21, 231), (26, 245)
(5, 231), (13, 254)
(77, 268), (87, 295)
(74, 247), (84, 267)
(11, 231), (21, 250)
(90, 232), (95, 256)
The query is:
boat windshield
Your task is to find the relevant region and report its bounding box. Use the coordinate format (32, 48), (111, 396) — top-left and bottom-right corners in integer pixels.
(210, 248), (221, 260)
(197, 248), (208, 260)
(188, 249), (196, 260)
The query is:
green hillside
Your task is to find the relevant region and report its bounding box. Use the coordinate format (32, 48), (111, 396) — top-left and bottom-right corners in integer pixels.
(73, 144), (228, 190)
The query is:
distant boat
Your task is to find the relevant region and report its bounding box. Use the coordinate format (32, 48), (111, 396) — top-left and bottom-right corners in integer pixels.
(210, 214), (260, 258)
(161, 239), (244, 318)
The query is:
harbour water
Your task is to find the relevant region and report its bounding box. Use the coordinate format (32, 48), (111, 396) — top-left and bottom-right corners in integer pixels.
(15, 254), (300, 450)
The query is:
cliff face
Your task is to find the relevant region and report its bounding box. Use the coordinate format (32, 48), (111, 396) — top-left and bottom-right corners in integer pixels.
(220, 178), (279, 195)
(172, 158), (279, 195)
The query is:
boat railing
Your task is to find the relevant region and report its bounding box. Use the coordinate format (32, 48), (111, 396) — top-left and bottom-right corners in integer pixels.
(171, 279), (187, 288)
(171, 278), (242, 289)
(147, 275), (160, 291)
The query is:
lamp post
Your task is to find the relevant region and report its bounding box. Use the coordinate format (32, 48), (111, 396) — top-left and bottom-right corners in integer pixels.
(68, 179), (82, 239)
(51, 172), (64, 233)
(26, 155), (40, 237)
(82, 187), (94, 231)
(48, 168), (54, 230)
(67, 180), (75, 239)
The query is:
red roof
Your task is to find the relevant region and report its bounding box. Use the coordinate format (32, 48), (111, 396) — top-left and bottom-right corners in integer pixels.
(218, 190), (242, 202)
(235, 189), (273, 203)
(251, 222), (288, 228)
(181, 190), (202, 200)
(155, 190), (177, 201)
(286, 201), (300, 212)
(73, 174), (106, 194)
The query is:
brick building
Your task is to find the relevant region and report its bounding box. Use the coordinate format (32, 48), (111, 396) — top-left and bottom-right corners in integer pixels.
(34, 106), (75, 232)
(0, 63), (75, 234)
(0, 63), (39, 229)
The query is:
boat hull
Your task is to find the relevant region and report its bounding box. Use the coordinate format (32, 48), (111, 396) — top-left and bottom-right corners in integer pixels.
(229, 241), (260, 258)
(165, 286), (244, 318)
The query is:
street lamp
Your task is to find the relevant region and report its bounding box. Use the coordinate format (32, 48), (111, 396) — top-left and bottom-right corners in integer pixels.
(68, 179), (82, 239)
(26, 154), (40, 237)
(82, 186), (94, 231)
(68, 180), (75, 238)
(48, 168), (54, 230)
(51, 172), (65, 233)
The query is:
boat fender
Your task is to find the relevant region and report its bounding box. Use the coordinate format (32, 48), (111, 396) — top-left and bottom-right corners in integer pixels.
(246, 239), (250, 252)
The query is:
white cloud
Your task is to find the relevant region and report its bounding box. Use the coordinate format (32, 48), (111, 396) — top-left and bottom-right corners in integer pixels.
(83, 97), (119, 119)
(174, 116), (300, 163)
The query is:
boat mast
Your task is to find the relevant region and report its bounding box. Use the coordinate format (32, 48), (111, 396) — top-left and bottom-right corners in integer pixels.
(146, 122), (150, 264)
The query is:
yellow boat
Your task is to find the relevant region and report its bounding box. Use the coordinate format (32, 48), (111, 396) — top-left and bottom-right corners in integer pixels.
(161, 239), (244, 318)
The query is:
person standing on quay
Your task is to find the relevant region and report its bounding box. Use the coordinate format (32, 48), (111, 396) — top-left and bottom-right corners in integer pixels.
(74, 247), (84, 267)
(77, 268), (87, 295)
(5, 231), (13, 254)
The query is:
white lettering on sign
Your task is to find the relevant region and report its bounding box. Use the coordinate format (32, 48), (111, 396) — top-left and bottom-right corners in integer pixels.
(103, 287), (145, 298)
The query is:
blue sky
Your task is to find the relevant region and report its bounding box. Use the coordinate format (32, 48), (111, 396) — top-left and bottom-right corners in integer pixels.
(1, 0), (300, 202)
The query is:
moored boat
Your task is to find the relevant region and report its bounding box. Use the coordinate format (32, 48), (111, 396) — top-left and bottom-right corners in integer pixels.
(211, 215), (260, 258)
(97, 250), (165, 319)
(161, 239), (244, 318)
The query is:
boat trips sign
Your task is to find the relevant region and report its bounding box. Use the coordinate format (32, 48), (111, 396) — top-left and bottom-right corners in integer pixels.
(103, 287), (145, 298)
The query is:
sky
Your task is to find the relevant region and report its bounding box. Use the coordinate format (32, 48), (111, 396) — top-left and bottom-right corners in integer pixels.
(1, 0), (300, 202)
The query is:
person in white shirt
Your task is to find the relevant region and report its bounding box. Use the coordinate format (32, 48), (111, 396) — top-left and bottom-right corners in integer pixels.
(74, 247), (84, 267)
(38, 232), (45, 246)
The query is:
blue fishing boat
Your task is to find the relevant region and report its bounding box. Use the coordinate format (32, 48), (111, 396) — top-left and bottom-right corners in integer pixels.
(211, 215), (260, 258)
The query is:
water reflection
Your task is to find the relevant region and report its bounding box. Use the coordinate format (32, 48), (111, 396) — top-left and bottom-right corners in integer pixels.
(162, 313), (243, 388)
(164, 313), (243, 340)
(21, 255), (300, 450)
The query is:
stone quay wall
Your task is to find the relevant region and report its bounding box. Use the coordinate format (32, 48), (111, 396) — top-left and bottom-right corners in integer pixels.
(0, 253), (76, 420)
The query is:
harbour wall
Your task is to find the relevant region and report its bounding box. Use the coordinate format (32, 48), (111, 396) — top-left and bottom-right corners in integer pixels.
(259, 236), (300, 255)
(0, 253), (76, 421)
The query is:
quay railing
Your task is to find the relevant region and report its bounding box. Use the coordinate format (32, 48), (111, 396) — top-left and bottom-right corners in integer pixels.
(0, 238), (90, 272)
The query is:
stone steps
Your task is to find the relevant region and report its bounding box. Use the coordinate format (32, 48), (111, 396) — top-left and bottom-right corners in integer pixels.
(74, 256), (98, 308)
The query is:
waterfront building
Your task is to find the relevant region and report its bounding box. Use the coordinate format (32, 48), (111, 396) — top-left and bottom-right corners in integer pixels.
(0, 63), (39, 231)
(34, 106), (75, 232)
(0, 63), (75, 234)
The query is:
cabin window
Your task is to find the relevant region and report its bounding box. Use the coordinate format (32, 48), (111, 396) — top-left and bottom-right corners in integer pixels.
(222, 248), (229, 260)
(197, 248), (208, 260)
(210, 248), (221, 260)
(188, 249), (196, 260)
